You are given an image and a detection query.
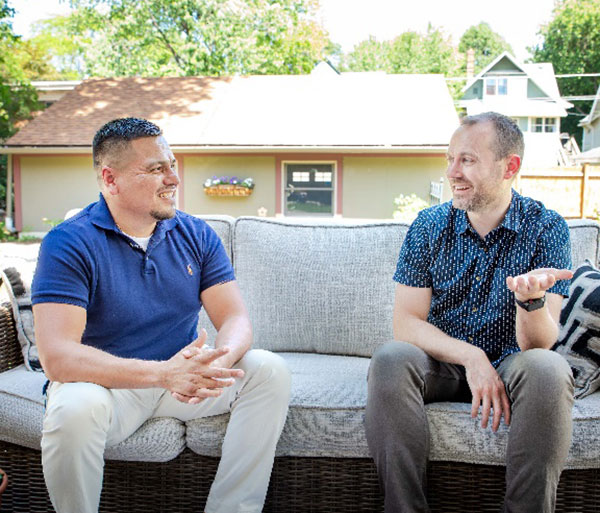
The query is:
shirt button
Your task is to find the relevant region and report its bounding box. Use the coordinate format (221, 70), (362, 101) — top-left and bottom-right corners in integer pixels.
(475, 276), (481, 281)
(468, 336), (473, 342)
(472, 307), (478, 313)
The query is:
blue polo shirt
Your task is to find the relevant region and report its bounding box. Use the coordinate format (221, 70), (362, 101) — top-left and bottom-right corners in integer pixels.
(31, 195), (235, 361)
(394, 190), (571, 366)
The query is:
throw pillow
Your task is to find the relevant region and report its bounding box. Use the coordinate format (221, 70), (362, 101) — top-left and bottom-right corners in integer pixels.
(0, 264), (41, 372)
(554, 259), (600, 399)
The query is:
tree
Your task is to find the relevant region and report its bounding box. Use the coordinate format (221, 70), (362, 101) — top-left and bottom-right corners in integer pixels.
(43, 0), (331, 77)
(0, 0), (43, 212)
(532, 0), (600, 140)
(342, 25), (458, 75)
(458, 22), (513, 74)
(342, 36), (389, 72)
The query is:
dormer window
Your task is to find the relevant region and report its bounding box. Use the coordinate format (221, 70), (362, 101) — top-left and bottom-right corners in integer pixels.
(485, 78), (508, 96)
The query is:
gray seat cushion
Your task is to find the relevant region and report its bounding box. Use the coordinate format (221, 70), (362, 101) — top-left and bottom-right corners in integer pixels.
(0, 366), (186, 462)
(185, 352), (600, 469)
(186, 352), (372, 458)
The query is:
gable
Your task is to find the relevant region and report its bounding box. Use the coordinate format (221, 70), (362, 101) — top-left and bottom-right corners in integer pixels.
(486, 56), (523, 74)
(527, 81), (550, 100)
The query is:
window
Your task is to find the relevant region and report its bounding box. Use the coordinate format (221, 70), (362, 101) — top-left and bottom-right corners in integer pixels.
(292, 171), (310, 182)
(485, 78), (508, 96)
(284, 163), (334, 216)
(497, 78), (508, 95)
(531, 117), (557, 133)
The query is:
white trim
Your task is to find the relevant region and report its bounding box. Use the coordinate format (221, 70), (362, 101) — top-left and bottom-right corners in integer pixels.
(280, 160), (337, 217)
(0, 145), (448, 155)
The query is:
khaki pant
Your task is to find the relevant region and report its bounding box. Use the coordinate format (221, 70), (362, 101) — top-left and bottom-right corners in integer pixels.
(365, 342), (574, 513)
(42, 349), (291, 513)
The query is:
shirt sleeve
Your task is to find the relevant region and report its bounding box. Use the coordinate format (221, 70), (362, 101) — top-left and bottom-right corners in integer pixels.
(31, 228), (92, 308)
(393, 212), (433, 288)
(533, 214), (572, 297)
(199, 224), (236, 293)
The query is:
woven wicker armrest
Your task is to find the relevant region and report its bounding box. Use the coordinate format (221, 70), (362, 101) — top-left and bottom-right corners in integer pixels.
(0, 302), (23, 373)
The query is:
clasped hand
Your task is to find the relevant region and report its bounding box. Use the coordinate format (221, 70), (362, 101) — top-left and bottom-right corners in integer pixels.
(165, 329), (245, 404)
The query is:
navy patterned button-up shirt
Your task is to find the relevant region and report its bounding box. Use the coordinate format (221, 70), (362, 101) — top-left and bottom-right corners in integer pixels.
(394, 190), (571, 367)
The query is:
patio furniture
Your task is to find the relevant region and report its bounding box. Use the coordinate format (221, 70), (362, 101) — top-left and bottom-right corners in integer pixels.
(0, 216), (599, 512)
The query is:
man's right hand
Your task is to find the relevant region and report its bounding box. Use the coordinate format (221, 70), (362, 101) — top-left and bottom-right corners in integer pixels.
(162, 330), (245, 404)
(464, 349), (511, 432)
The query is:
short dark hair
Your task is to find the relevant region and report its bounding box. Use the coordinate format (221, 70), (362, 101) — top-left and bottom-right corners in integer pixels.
(92, 117), (162, 170)
(460, 112), (524, 161)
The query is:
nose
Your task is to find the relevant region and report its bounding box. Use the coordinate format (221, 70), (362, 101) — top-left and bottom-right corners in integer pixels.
(164, 166), (180, 186)
(446, 159), (462, 180)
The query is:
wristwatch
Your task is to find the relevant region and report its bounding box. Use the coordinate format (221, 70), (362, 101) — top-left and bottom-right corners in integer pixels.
(515, 295), (546, 312)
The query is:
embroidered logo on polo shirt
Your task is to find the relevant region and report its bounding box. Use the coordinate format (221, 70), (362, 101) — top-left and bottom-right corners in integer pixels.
(187, 264), (193, 276)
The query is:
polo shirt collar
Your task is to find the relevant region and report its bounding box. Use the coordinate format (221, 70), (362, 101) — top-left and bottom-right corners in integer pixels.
(453, 188), (522, 235)
(89, 193), (178, 238)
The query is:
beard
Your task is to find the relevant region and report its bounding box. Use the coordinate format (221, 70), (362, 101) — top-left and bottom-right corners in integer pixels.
(452, 187), (492, 213)
(150, 207), (176, 221)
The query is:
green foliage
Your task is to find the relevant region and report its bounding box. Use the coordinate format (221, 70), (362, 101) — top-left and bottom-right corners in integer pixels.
(40, 0), (331, 77)
(204, 176), (254, 189)
(342, 25), (458, 75)
(0, 1), (44, 214)
(392, 193), (429, 223)
(0, 220), (17, 241)
(532, 0), (600, 141)
(458, 22), (513, 74)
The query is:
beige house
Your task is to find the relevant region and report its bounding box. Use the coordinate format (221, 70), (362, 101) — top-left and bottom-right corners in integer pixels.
(2, 68), (458, 234)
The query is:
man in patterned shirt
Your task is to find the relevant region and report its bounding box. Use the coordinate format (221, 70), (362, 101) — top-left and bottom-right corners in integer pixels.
(366, 112), (574, 513)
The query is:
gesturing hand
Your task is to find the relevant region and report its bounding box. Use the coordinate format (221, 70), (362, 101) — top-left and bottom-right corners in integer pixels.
(465, 354), (511, 432)
(164, 329), (245, 404)
(506, 268), (573, 302)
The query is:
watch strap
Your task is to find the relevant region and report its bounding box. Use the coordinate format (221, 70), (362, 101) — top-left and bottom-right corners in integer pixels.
(515, 295), (546, 312)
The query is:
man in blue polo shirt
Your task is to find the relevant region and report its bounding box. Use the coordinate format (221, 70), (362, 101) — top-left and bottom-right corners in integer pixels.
(31, 117), (291, 513)
(366, 112), (574, 513)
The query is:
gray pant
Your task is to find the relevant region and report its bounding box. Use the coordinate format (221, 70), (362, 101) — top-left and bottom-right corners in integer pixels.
(365, 342), (575, 513)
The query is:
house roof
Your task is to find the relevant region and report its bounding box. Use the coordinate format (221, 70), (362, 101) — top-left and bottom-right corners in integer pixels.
(579, 84), (600, 127)
(460, 52), (572, 116)
(576, 146), (600, 163)
(4, 73), (458, 152)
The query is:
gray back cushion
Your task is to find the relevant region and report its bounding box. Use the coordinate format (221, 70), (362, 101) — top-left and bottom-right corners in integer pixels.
(195, 216), (235, 341)
(567, 220), (600, 269)
(233, 217), (408, 357)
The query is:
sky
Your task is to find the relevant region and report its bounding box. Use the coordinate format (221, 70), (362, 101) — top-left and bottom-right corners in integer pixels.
(9, 0), (557, 62)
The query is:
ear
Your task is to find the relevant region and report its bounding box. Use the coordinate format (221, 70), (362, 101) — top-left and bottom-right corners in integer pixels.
(101, 166), (119, 195)
(503, 154), (521, 180)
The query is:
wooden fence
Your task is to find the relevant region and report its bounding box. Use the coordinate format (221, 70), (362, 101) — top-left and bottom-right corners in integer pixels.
(515, 164), (600, 219)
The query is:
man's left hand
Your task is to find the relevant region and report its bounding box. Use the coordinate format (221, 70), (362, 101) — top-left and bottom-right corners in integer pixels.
(506, 268), (573, 302)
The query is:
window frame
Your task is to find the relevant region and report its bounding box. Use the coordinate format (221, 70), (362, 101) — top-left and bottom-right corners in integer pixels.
(281, 160), (337, 217)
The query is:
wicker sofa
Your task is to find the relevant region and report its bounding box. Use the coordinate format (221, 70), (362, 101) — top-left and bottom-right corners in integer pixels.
(0, 215), (599, 513)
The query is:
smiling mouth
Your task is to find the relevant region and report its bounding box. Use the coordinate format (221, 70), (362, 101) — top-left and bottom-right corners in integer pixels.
(452, 184), (471, 192)
(158, 190), (176, 199)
